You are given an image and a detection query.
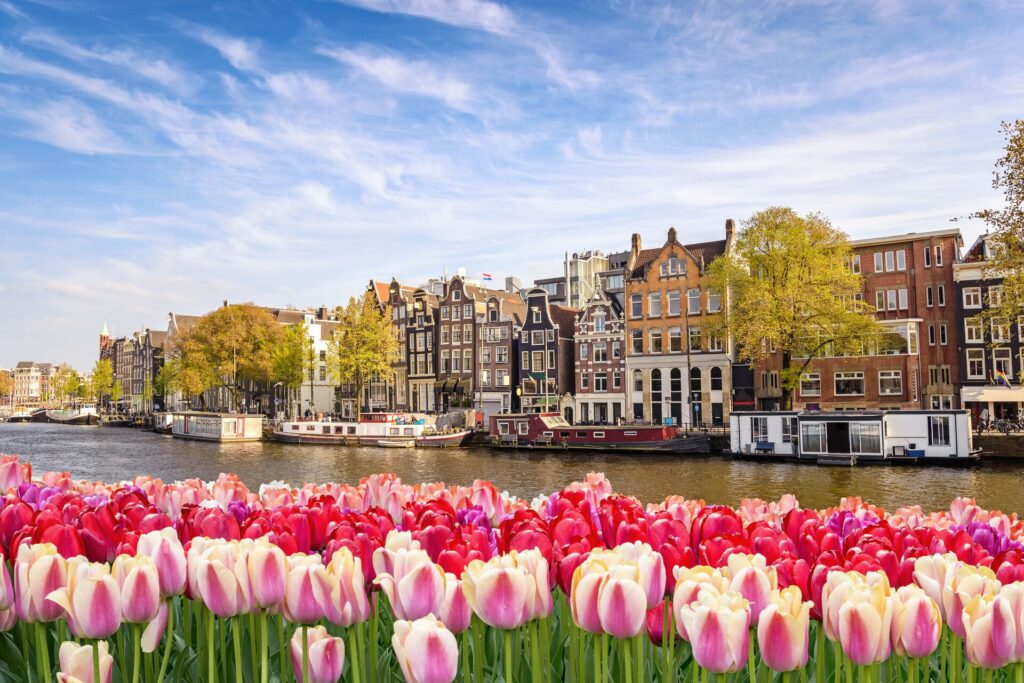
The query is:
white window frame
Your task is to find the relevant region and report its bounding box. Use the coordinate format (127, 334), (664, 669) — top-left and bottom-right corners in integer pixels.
(879, 370), (902, 396)
(963, 287), (982, 309)
(834, 371), (865, 396)
(896, 250), (906, 271)
(799, 373), (821, 396)
(873, 253), (883, 272)
(966, 349), (986, 379)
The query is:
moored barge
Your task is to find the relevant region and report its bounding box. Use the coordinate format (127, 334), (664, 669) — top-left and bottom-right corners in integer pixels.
(489, 412), (712, 453)
(272, 412), (473, 448)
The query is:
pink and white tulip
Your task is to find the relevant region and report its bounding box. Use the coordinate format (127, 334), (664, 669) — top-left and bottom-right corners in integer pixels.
(672, 566), (730, 641)
(375, 546), (444, 621)
(326, 546), (371, 627)
(194, 541), (253, 619)
(462, 552), (532, 630)
(57, 640), (113, 683)
(757, 586), (810, 672)
(962, 593), (1016, 669)
(678, 588), (751, 673)
(439, 572), (472, 634)
(891, 585), (941, 659)
(136, 528), (187, 597)
(942, 564), (1000, 641)
(46, 557), (122, 640)
(726, 553), (778, 626)
(392, 615), (460, 683)
(836, 580), (895, 666)
(289, 625), (346, 683)
(112, 554), (162, 624)
(283, 553), (333, 625)
(14, 542), (67, 623)
(247, 540), (287, 610)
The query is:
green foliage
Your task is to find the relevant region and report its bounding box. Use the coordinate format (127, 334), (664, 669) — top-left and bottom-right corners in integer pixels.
(707, 207), (886, 408)
(272, 322), (313, 390)
(0, 371), (12, 398)
(110, 380), (124, 405)
(328, 295), (398, 412)
(91, 358), (113, 400)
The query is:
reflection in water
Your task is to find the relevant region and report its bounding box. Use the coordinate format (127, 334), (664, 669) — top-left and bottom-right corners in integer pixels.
(1, 423), (1019, 512)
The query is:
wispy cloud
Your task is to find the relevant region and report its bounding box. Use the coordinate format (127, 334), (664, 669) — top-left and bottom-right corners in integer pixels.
(2, 97), (124, 153)
(333, 0), (517, 36)
(182, 24), (260, 72)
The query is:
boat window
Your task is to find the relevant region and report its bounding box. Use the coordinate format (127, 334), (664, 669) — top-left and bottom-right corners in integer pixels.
(576, 431), (587, 437)
(498, 422), (510, 435)
(850, 423), (882, 454)
(624, 431), (637, 436)
(560, 431), (570, 437)
(752, 417), (768, 443)
(517, 422), (529, 435)
(306, 425), (316, 431)
(291, 425), (300, 431)
(928, 416), (951, 446)
(593, 432), (605, 438)
(390, 428), (399, 435)
(348, 426), (357, 435)
(335, 427), (345, 434)
(404, 428), (414, 435)
(542, 431), (553, 437)
(323, 426), (331, 434)
(800, 422), (826, 453)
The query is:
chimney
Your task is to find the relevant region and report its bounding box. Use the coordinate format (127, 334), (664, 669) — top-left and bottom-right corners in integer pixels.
(223, 300), (228, 308)
(631, 233), (641, 255)
(725, 218), (735, 243)
(668, 226), (677, 243)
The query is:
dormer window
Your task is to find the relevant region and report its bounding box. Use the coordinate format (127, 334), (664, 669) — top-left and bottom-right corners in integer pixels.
(452, 291), (461, 301)
(532, 308), (541, 323)
(659, 256), (684, 276)
(594, 313), (606, 332)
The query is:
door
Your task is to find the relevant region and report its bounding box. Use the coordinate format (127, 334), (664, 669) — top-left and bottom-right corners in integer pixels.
(826, 422), (851, 454)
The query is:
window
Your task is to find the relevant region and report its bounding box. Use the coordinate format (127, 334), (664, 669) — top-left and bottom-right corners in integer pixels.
(452, 354), (462, 372)
(630, 294), (642, 318)
(963, 287), (982, 309)
(928, 324), (936, 346)
(874, 253), (883, 272)
(594, 314), (606, 332)
(939, 324), (947, 345)
(453, 327), (462, 344)
(928, 416), (950, 446)
(668, 327), (682, 352)
(990, 286), (1004, 306)
(649, 292), (662, 317)
(769, 371), (779, 389)
(885, 251), (895, 272)
(631, 329), (643, 353)
(463, 324), (472, 341)
(441, 306), (449, 320)
(930, 395), (953, 410)
(850, 255), (861, 273)
(924, 247), (931, 267)
(708, 335), (723, 352)
(319, 367), (326, 381)
(667, 290), (680, 316)
(481, 347), (491, 364)
(593, 343), (607, 362)
(452, 290), (461, 301)
(708, 290), (722, 313)
(522, 351), (529, 369)
(752, 417), (768, 442)
(661, 257), (684, 276)
(875, 291), (885, 310)
(650, 329), (663, 353)
(594, 373), (607, 392)
(580, 343), (589, 359)
(440, 351), (449, 373)
(496, 346), (508, 363)
(800, 373), (821, 396)
(531, 330), (544, 345)
(926, 287), (933, 307)
(937, 285), (945, 307)
(532, 351), (545, 371)
(489, 308), (498, 322)
(851, 423), (882, 454)
(580, 372), (589, 390)
(896, 250), (906, 271)
(879, 370), (902, 395)
(687, 288), (701, 315)
(887, 290), (897, 311)
(965, 318), (983, 343)
(801, 423), (826, 453)
(532, 309), (540, 323)
(834, 372), (865, 395)
(898, 289), (908, 310)
(548, 349), (555, 369)
(546, 329), (554, 342)
(612, 341), (621, 359)
(517, 421), (528, 435)
(481, 369), (491, 386)
(688, 327), (701, 351)
(710, 366), (722, 390)
(496, 369), (509, 386)
(440, 327), (450, 344)
(935, 246), (943, 266)
(966, 349), (986, 379)
(782, 416), (797, 443)
(993, 320), (1011, 343)
(633, 370), (643, 392)
(993, 348), (1012, 377)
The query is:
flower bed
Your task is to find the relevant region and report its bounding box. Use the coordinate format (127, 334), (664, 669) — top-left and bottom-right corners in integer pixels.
(1, 453), (1024, 682)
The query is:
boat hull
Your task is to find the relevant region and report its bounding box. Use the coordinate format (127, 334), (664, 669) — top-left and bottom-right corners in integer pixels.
(46, 411), (99, 426)
(492, 434), (712, 454)
(6, 415), (32, 423)
(272, 429), (473, 448)
(415, 430), (474, 448)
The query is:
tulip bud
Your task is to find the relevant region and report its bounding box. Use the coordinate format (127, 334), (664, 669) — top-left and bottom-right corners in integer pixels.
(283, 553), (333, 625)
(890, 585), (941, 659)
(837, 581), (896, 666)
(136, 528), (187, 597)
(375, 547), (444, 621)
(247, 541), (287, 610)
(14, 542), (68, 623)
(962, 593), (1015, 669)
(46, 557), (122, 640)
(726, 554), (778, 626)
(439, 573), (472, 634)
(112, 554), (161, 624)
(57, 640), (113, 683)
(757, 586), (810, 672)
(290, 625), (346, 683)
(679, 588), (751, 673)
(672, 566), (729, 641)
(942, 564), (1000, 640)
(392, 615), (460, 683)
(462, 553), (531, 630)
(326, 546), (371, 627)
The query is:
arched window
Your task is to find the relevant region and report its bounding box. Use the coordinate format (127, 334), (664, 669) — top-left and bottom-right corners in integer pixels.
(710, 366), (723, 390)
(633, 369), (643, 392)
(690, 367), (702, 393)
(651, 369), (663, 423)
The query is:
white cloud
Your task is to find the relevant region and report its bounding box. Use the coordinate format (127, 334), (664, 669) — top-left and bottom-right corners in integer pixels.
(183, 25), (260, 72)
(4, 97), (124, 153)
(320, 46), (474, 111)
(333, 0), (517, 36)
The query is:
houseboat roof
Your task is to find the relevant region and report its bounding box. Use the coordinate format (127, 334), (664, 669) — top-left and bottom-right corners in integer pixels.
(172, 411), (265, 418)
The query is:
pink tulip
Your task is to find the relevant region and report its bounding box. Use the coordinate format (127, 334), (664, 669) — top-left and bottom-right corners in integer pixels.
(373, 531), (422, 578)
(758, 587), (810, 672)
(570, 554), (605, 634)
(613, 542), (667, 608)
(912, 553), (958, 621)
(392, 615), (460, 683)
(326, 546), (371, 627)
(14, 542), (68, 623)
(821, 571), (887, 642)
(0, 607), (16, 632)
(962, 594), (1016, 669)
(996, 583), (1024, 662)
(597, 565), (648, 639)
(439, 572), (472, 634)
(727, 554), (777, 626)
(679, 588), (751, 673)
(247, 540), (287, 610)
(141, 601), (169, 654)
(512, 548), (553, 622)
(672, 566), (729, 641)
(112, 554), (161, 624)
(195, 542), (253, 619)
(837, 581), (895, 666)
(283, 553), (333, 624)
(136, 528), (187, 597)
(0, 454), (29, 491)
(942, 564), (1000, 640)
(46, 557), (122, 640)
(891, 585), (941, 659)
(57, 640), (113, 683)
(289, 625), (346, 683)
(376, 547), (445, 621)
(462, 553), (531, 630)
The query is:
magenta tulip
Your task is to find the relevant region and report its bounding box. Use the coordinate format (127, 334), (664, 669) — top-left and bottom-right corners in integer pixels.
(247, 540), (287, 610)
(727, 553), (777, 626)
(462, 553), (531, 630)
(679, 588), (751, 673)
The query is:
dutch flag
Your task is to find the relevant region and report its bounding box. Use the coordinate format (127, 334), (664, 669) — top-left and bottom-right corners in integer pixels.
(482, 273), (493, 281)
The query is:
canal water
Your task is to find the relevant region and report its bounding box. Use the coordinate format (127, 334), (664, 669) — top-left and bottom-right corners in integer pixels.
(1, 423), (1022, 512)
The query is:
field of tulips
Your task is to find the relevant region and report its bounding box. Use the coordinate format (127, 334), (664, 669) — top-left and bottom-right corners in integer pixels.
(2, 454), (1024, 683)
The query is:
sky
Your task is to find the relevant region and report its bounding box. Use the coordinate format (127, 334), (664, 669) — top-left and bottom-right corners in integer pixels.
(0, 0), (1022, 370)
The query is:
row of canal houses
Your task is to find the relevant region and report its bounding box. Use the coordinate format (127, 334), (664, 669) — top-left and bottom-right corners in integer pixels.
(368, 223), (1024, 427)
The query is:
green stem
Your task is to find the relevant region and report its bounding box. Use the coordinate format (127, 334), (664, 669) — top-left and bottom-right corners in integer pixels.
(844, 655), (853, 683)
(783, 672), (791, 683)
(232, 617), (243, 683)
(156, 600), (175, 683)
(634, 633), (642, 683)
(530, 621), (541, 683)
(814, 623), (824, 683)
(302, 625), (310, 683)
(277, 616), (287, 683)
(1017, 662), (1024, 683)
(35, 623), (48, 683)
(505, 630), (513, 683)
(370, 603), (380, 683)
(473, 617), (485, 683)
(747, 631), (756, 683)
(132, 623), (142, 683)
(461, 630), (471, 683)
(593, 630), (601, 683)
(260, 611), (269, 683)
(348, 626), (363, 683)
(834, 640), (841, 683)
(208, 610), (217, 683)
(624, 636), (633, 683)
(93, 638), (101, 683)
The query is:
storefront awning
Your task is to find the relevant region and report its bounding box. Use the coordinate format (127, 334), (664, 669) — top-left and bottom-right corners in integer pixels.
(433, 380), (449, 392)
(529, 395), (559, 407)
(961, 386), (1024, 403)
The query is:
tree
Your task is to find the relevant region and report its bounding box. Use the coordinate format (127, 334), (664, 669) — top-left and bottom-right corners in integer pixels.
(328, 295), (398, 414)
(110, 380), (124, 410)
(968, 120), (1024, 377)
(50, 365), (78, 406)
(272, 322), (313, 417)
(706, 207), (888, 409)
(91, 359), (113, 406)
(171, 304), (284, 411)
(0, 372), (12, 401)
(142, 378), (153, 413)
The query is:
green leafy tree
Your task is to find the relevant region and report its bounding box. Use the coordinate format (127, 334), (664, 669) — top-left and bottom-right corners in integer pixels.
(707, 207), (887, 409)
(272, 322), (313, 417)
(51, 364), (78, 406)
(91, 359), (113, 405)
(328, 295), (398, 413)
(0, 372), (12, 401)
(110, 380), (124, 409)
(966, 120), (1024, 378)
(142, 378), (153, 413)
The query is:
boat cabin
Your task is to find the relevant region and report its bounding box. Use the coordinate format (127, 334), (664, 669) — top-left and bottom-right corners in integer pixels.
(730, 410), (977, 463)
(171, 412), (264, 442)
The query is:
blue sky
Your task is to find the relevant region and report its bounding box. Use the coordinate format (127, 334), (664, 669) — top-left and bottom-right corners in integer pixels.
(1, 0), (1022, 370)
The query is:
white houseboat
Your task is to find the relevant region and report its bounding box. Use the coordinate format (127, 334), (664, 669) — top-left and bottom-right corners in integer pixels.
(171, 412), (265, 442)
(272, 412), (473, 448)
(730, 410), (979, 465)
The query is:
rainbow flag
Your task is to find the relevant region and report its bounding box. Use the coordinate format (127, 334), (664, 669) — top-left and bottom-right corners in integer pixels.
(996, 369), (1013, 388)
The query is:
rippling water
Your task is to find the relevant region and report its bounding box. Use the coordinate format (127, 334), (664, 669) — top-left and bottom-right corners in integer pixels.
(2, 423), (1022, 512)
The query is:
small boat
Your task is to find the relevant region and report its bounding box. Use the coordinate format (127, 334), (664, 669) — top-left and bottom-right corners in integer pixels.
(46, 406), (99, 426)
(377, 439), (415, 448)
(272, 412), (472, 448)
(152, 412), (173, 435)
(170, 412), (264, 442)
(489, 413), (711, 453)
(415, 428), (474, 448)
(30, 408), (49, 422)
(6, 411), (32, 423)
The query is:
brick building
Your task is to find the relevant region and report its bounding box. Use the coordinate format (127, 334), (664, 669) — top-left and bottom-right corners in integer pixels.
(767, 228), (964, 411)
(623, 224), (734, 427)
(517, 288), (577, 415)
(406, 288), (439, 413)
(573, 289), (626, 423)
(477, 293), (526, 417)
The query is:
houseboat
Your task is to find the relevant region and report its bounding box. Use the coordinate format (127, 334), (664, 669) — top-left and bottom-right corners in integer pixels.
(272, 413), (473, 448)
(729, 410), (980, 465)
(489, 413), (712, 453)
(6, 410), (33, 423)
(171, 412), (265, 442)
(46, 405), (99, 426)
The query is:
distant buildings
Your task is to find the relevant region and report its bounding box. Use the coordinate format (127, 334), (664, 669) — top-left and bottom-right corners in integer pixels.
(13, 361), (55, 406)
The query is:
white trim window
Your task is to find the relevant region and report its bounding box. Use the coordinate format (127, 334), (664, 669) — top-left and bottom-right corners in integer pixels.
(992, 320), (1011, 343)
(850, 255), (861, 273)
(896, 250), (906, 271)
(966, 349), (986, 379)
(898, 288), (908, 310)
(873, 253), (883, 272)
(649, 292), (662, 317)
(885, 251), (895, 272)
(993, 348), (1012, 377)
(924, 246), (931, 267)
(876, 290), (885, 310)
(834, 371), (865, 396)
(935, 245), (943, 266)
(630, 294), (642, 319)
(963, 287), (982, 309)
(928, 416), (950, 446)
(937, 285), (945, 307)
(799, 373), (821, 396)
(964, 318), (983, 343)
(687, 288), (701, 315)
(752, 417), (768, 442)
(801, 422), (826, 453)
(989, 286), (1004, 306)
(782, 417), (797, 443)
(887, 290), (897, 311)
(940, 324), (948, 345)
(879, 370), (902, 395)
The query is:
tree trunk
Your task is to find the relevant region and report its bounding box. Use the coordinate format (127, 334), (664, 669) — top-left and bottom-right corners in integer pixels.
(781, 351), (793, 410)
